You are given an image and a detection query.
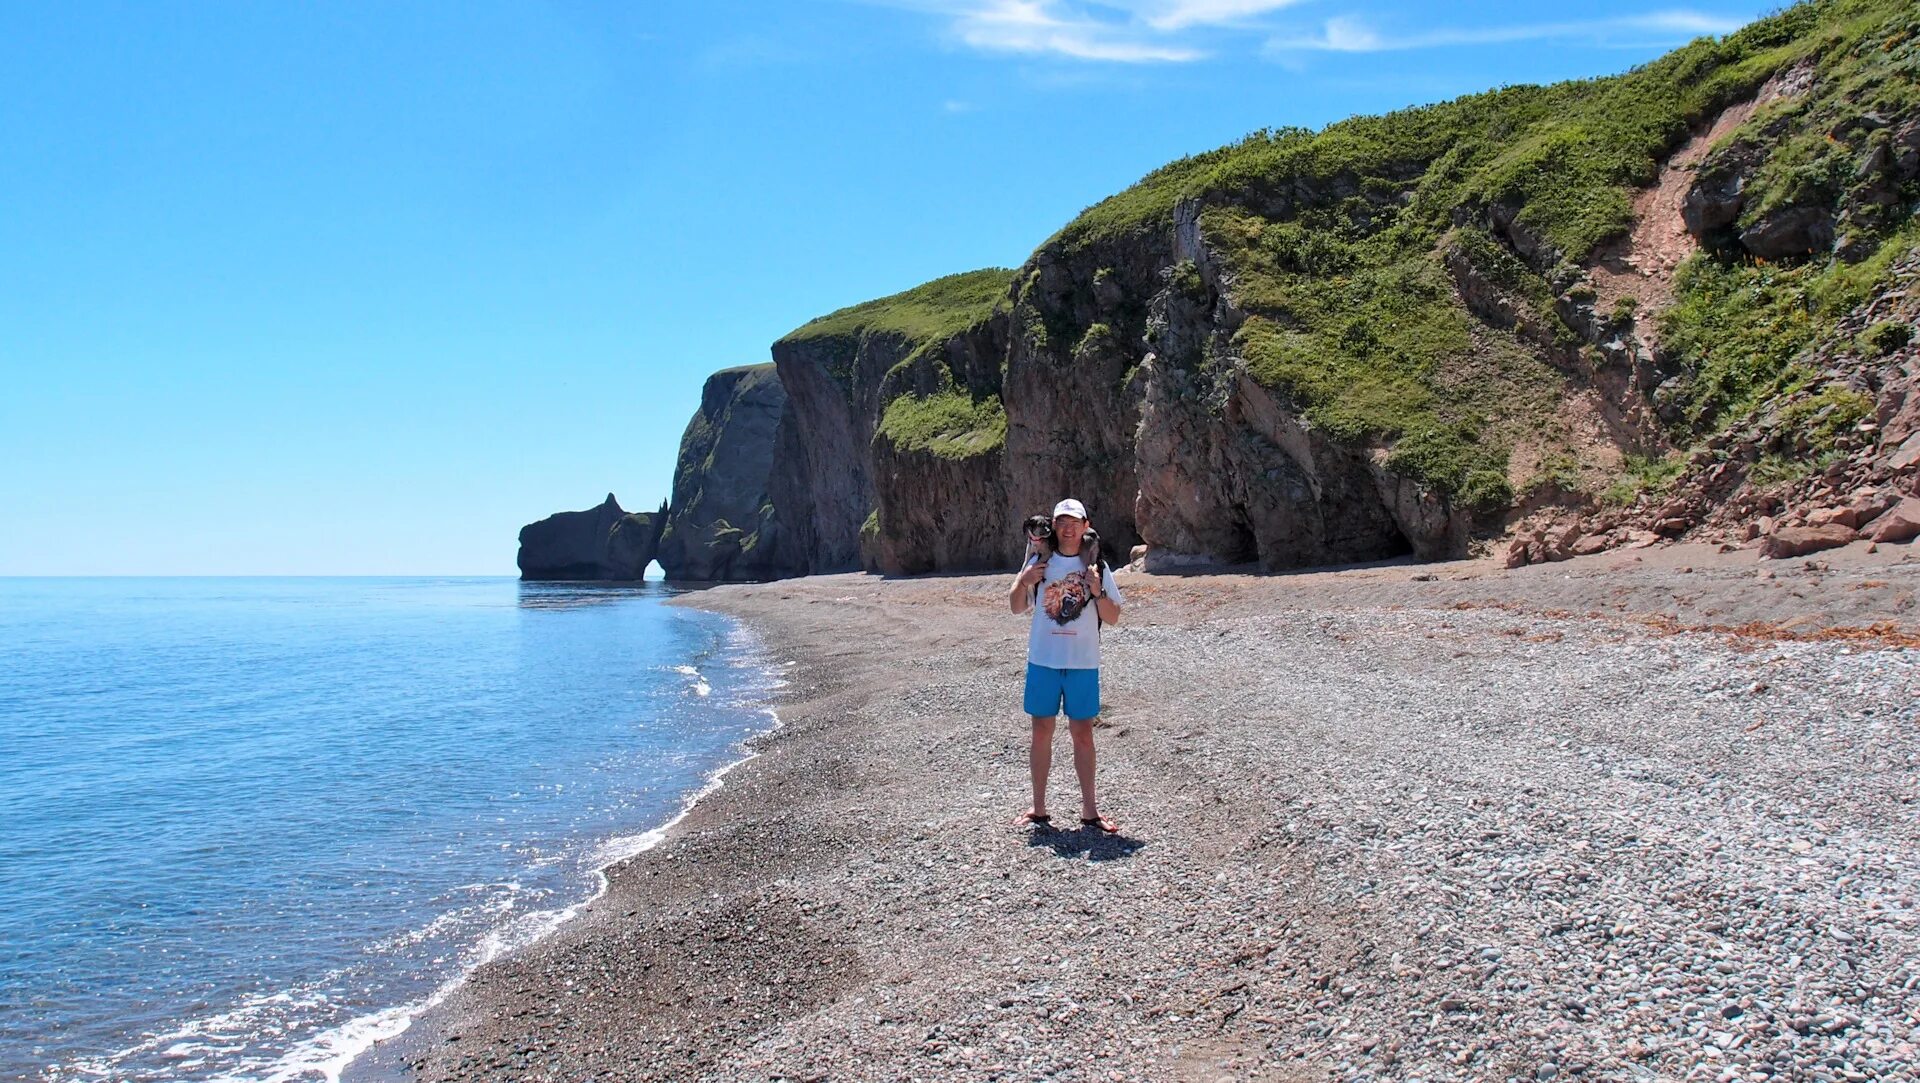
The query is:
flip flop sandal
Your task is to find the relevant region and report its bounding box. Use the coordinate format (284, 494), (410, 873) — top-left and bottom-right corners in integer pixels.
(1080, 816), (1120, 833)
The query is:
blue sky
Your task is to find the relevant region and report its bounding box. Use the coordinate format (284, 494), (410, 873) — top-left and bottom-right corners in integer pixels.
(0, 0), (1773, 574)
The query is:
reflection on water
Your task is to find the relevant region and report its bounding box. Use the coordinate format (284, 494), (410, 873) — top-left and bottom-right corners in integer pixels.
(515, 580), (681, 609)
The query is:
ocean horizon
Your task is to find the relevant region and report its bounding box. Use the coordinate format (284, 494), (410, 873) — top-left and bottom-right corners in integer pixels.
(0, 576), (782, 1082)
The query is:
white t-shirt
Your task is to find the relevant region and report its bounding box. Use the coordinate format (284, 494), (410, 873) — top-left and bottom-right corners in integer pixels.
(1025, 551), (1123, 670)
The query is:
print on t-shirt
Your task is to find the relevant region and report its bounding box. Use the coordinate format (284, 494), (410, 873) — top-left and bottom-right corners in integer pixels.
(1043, 568), (1096, 625)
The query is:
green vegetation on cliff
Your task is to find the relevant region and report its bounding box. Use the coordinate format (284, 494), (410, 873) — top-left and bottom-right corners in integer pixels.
(1054, 1), (1904, 261)
(780, 269), (1017, 463)
(1033, 0), (1918, 504)
(877, 388), (1008, 459)
(1661, 222), (1918, 431)
(1653, 0), (1920, 432)
(778, 269), (1013, 348)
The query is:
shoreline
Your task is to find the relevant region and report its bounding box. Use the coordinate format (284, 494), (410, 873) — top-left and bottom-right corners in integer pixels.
(331, 621), (787, 1083)
(340, 700), (782, 1083)
(397, 541), (1920, 1082)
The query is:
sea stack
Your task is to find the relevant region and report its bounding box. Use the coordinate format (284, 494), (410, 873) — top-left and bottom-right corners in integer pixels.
(517, 493), (665, 580)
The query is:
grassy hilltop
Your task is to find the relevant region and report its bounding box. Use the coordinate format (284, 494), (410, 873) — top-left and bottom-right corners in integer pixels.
(778, 268), (1017, 461)
(1022, 0), (1917, 507)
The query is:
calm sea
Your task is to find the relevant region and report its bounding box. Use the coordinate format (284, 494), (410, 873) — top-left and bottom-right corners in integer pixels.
(0, 577), (780, 1082)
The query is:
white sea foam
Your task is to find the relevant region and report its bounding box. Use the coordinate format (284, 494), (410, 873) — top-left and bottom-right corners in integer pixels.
(671, 662), (712, 696)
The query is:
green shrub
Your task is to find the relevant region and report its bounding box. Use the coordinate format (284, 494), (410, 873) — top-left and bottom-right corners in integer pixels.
(1384, 423), (1512, 510)
(1076, 322), (1117, 357)
(1170, 260), (1207, 300)
(876, 389), (1007, 460)
(1601, 453), (1687, 505)
(1774, 386), (1873, 448)
(1857, 320), (1913, 356)
(1460, 470), (1517, 514)
(1750, 448), (1845, 486)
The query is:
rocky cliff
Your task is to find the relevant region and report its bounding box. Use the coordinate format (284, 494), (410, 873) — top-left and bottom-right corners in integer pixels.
(655, 364), (806, 582)
(771, 270), (1017, 575)
(517, 494), (665, 580)
(760, 0), (1920, 576)
(528, 0), (1920, 580)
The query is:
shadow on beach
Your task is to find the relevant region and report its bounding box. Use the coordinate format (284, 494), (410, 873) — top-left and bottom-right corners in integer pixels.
(1024, 825), (1147, 862)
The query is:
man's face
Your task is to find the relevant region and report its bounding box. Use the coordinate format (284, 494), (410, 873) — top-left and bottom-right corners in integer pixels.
(1053, 515), (1087, 548)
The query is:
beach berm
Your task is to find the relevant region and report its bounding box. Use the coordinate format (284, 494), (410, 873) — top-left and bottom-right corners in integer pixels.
(405, 540), (1920, 1082)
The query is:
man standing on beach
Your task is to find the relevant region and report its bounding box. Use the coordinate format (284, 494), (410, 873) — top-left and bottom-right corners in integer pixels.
(1009, 498), (1123, 833)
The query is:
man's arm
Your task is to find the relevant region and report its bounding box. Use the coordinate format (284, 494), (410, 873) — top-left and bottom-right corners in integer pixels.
(1092, 568), (1121, 625)
(1010, 561), (1043, 614)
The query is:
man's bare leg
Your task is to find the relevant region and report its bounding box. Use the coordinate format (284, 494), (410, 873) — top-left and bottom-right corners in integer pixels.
(1022, 714), (1057, 822)
(1068, 717), (1100, 818)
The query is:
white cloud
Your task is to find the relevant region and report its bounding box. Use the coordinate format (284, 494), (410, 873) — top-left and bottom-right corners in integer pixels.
(1266, 9), (1749, 53)
(866, 1), (1754, 64)
(1125, 0), (1307, 31)
(1319, 14), (1381, 50)
(948, 0), (1204, 61)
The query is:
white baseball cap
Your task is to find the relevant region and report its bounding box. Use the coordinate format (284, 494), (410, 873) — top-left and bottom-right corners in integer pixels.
(1051, 498), (1089, 521)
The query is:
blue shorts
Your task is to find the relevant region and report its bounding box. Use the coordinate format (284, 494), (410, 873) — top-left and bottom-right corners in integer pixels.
(1024, 663), (1100, 720)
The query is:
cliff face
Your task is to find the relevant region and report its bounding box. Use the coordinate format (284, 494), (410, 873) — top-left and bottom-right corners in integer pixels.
(656, 364), (805, 582)
(527, 0), (1920, 580)
(773, 271), (1019, 576)
(517, 494), (664, 580)
(866, 314), (1015, 574)
(784, 0), (1920, 575)
(763, 333), (891, 574)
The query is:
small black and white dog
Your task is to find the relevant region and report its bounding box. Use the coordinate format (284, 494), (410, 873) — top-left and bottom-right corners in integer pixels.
(1024, 514), (1103, 572)
(1022, 514), (1054, 564)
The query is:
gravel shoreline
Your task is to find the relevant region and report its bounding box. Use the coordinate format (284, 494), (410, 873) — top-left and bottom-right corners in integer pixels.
(397, 541), (1919, 1082)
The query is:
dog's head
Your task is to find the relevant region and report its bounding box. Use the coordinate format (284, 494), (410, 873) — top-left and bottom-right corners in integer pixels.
(1022, 514), (1054, 555)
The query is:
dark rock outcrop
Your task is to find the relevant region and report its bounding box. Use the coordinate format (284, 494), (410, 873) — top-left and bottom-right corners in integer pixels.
(1740, 206), (1837, 260)
(655, 364), (805, 582)
(517, 494), (664, 580)
(766, 334), (892, 575)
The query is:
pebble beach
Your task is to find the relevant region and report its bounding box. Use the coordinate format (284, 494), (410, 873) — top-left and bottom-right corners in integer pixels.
(397, 540), (1920, 1083)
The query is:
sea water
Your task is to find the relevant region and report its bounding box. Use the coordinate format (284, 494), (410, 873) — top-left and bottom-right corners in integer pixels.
(0, 577), (780, 1082)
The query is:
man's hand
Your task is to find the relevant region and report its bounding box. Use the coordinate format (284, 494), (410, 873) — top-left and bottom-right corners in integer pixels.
(1019, 560), (1048, 590)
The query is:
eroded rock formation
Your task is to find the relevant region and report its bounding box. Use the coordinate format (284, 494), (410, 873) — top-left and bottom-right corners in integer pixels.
(517, 494), (664, 581)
